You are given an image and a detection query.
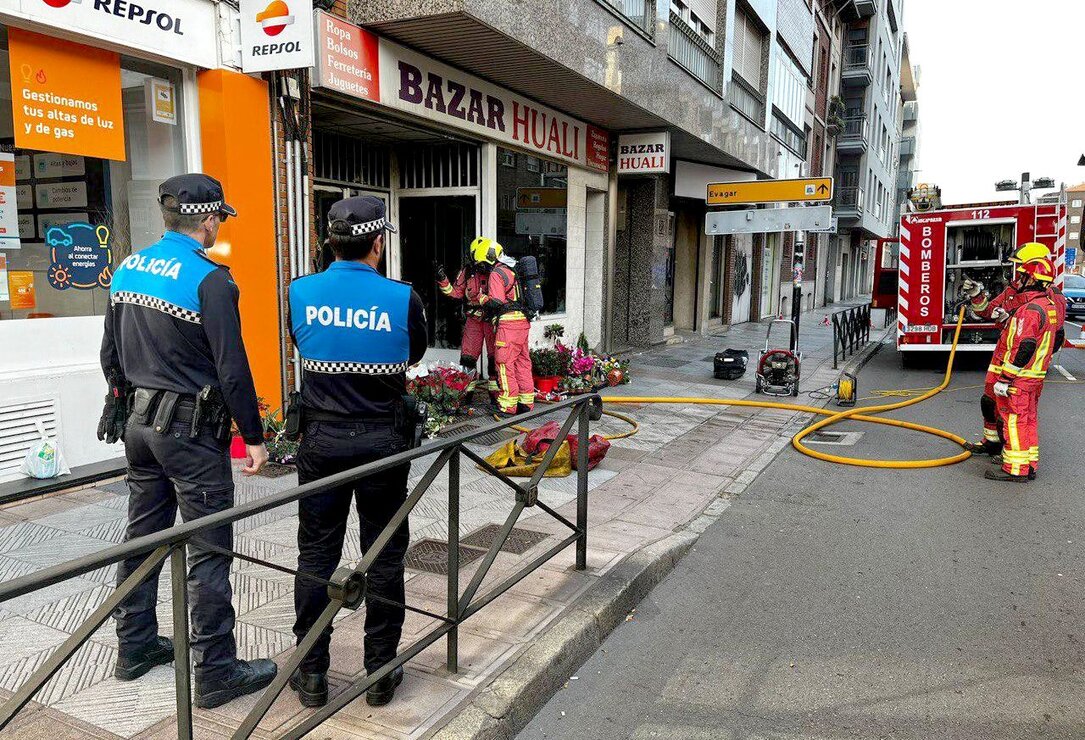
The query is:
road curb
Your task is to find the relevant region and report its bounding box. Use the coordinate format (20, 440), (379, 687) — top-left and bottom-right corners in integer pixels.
(432, 529), (702, 740)
(838, 322), (895, 378)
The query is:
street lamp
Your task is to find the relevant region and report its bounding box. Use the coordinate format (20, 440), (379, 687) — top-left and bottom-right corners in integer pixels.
(994, 173), (1053, 204)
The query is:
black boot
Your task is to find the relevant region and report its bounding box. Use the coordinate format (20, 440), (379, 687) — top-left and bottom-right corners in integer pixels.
(366, 665), (404, 707)
(289, 669), (328, 707)
(984, 469), (1030, 483)
(195, 659), (278, 709)
(115, 636), (174, 681)
(964, 440), (990, 454)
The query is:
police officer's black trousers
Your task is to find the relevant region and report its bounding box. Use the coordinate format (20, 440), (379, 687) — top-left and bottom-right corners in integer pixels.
(114, 415), (237, 681)
(294, 420), (410, 675)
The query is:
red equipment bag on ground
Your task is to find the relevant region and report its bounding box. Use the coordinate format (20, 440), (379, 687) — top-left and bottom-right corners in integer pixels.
(522, 421), (610, 471)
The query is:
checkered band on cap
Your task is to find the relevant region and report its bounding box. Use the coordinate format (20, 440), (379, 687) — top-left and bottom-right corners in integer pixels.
(302, 358), (408, 375)
(350, 217), (389, 236)
(112, 291), (202, 324)
(178, 201), (223, 215)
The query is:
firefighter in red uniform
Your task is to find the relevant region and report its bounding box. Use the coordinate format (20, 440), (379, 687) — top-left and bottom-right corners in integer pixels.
(475, 238), (534, 417)
(962, 242), (1051, 455)
(985, 256), (1063, 483)
(436, 238), (499, 398)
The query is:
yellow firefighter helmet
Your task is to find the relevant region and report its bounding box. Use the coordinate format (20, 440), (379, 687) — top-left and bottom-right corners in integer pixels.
(471, 237), (503, 265)
(1010, 242), (1051, 264)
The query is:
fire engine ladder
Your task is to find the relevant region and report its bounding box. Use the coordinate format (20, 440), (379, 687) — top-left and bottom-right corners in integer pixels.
(1033, 201), (1066, 287)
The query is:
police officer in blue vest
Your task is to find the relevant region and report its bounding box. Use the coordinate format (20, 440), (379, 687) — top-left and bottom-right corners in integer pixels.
(99, 174), (277, 709)
(288, 195), (427, 708)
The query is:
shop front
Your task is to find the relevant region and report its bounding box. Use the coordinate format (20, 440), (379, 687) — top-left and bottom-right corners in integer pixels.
(308, 12), (610, 363)
(0, 1), (279, 485)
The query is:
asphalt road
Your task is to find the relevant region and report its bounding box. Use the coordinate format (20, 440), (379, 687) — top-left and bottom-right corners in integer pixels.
(520, 337), (1085, 740)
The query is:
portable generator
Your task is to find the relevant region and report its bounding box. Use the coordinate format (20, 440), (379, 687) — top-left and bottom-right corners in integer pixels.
(755, 319), (801, 397)
(713, 348), (749, 380)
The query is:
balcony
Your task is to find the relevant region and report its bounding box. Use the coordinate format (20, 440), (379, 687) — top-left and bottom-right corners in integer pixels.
(836, 116), (869, 154)
(668, 11), (723, 93)
(728, 75), (765, 127)
(903, 100), (919, 123)
(595, 0), (654, 37)
(898, 136), (916, 157)
(856, 0), (877, 17)
(842, 45), (873, 87)
(836, 186), (866, 218)
(771, 113), (807, 158)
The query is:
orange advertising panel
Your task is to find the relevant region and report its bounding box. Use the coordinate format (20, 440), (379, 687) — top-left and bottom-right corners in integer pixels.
(9, 271), (36, 310)
(8, 28), (126, 161)
(198, 69), (282, 411)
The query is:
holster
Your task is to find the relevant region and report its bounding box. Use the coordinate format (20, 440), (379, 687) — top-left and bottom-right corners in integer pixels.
(399, 395), (427, 449)
(151, 391), (182, 435)
(192, 385), (231, 442)
(284, 391), (303, 441)
(130, 388), (161, 427)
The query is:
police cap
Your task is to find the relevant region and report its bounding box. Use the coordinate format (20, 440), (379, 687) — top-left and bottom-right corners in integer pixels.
(159, 173), (237, 219)
(328, 195), (397, 237)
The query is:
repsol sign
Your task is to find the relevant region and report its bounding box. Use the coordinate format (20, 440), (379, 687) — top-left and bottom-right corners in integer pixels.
(251, 41), (303, 56)
(77, 0), (187, 35)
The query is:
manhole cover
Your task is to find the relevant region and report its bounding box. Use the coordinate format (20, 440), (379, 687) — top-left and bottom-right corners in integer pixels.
(405, 539), (486, 575)
(806, 431), (863, 446)
(257, 462), (295, 478)
(461, 524), (551, 554)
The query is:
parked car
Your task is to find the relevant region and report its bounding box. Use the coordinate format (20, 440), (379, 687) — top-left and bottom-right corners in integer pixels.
(1064, 273), (1085, 316)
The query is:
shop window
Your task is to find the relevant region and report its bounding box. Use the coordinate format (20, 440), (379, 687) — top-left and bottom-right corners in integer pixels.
(0, 30), (186, 321)
(495, 146), (567, 315)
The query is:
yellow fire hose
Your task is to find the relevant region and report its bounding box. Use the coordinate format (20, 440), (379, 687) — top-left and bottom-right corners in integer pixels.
(599, 309), (972, 469)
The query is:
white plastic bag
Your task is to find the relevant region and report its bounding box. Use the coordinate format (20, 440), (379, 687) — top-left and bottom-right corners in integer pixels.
(21, 421), (70, 480)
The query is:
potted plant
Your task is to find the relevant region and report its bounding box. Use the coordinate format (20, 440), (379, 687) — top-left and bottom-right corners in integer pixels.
(530, 347), (567, 394)
(231, 398), (269, 460)
(826, 95), (846, 137)
(262, 406), (299, 470)
(543, 324), (565, 345)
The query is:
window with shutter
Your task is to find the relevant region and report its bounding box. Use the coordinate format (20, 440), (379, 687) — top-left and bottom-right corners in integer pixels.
(733, 9), (765, 89)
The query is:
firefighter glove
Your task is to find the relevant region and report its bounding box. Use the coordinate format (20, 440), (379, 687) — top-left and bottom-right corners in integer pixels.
(993, 380), (1012, 398)
(991, 306), (1010, 323)
(961, 278), (983, 298)
(434, 262), (448, 284)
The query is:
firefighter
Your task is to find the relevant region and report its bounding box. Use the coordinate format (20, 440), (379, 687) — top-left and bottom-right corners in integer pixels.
(100, 174), (276, 709)
(475, 238), (534, 416)
(962, 242), (1051, 455)
(288, 196), (428, 708)
(436, 239), (499, 397)
(985, 256), (1063, 483)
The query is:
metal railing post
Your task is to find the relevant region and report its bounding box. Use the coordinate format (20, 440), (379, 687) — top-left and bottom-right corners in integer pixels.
(171, 545), (193, 740)
(576, 400), (589, 571)
(446, 446), (459, 674)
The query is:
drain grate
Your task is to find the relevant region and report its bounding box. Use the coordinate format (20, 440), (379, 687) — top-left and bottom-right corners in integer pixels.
(257, 462), (295, 479)
(806, 431), (863, 446)
(461, 524), (551, 554)
(405, 539), (486, 575)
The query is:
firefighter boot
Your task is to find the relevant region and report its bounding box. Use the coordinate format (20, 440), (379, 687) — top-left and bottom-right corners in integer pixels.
(984, 469), (1030, 484)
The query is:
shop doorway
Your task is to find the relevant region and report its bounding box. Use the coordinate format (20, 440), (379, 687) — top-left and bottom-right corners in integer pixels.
(398, 195), (476, 349)
(313, 185), (389, 273)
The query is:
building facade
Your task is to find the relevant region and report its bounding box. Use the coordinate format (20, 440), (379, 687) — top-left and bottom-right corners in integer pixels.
(830, 0), (904, 301)
(1066, 183), (1085, 270)
(0, 1), (280, 482)
(895, 32), (919, 227)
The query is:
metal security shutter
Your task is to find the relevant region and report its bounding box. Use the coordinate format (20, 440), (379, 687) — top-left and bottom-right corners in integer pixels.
(398, 143), (479, 190)
(732, 9), (764, 89)
(689, 0), (717, 32)
(0, 397), (58, 484)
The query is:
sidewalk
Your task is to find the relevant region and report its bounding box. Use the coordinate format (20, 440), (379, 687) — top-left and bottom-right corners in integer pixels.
(0, 299), (884, 740)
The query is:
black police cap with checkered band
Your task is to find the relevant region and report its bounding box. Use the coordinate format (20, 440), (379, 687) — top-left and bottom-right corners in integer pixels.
(328, 195), (397, 237)
(159, 173), (237, 219)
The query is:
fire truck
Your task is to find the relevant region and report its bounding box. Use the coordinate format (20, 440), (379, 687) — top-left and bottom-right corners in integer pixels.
(896, 198), (1066, 358)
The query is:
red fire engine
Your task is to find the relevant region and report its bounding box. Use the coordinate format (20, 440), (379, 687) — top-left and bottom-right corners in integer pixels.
(896, 199), (1066, 357)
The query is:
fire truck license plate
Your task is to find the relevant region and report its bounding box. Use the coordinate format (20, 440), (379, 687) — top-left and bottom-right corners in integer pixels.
(906, 325), (938, 333)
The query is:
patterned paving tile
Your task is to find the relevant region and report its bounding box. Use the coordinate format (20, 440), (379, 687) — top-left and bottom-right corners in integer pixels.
(0, 554), (38, 583)
(0, 616), (70, 670)
(0, 521), (66, 555)
(53, 666), (178, 738)
(1, 577), (100, 617)
(27, 584), (113, 633)
(34, 504), (127, 534)
(231, 571), (291, 616)
(95, 480), (130, 497)
(0, 639), (117, 706)
(80, 518), (128, 544)
(236, 593), (296, 636)
(91, 602), (174, 650)
(234, 620), (293, 662)
(241, 517), (301, 548)
(6, 532), (113, 568)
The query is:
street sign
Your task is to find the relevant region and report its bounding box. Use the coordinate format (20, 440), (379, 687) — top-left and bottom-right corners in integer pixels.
(516, 187), (567, 209)
(706, 177), (834, 205)
(808, 216), (839, 234)
(1067, 247), (1077, 269)
(705, 206), (834, 236)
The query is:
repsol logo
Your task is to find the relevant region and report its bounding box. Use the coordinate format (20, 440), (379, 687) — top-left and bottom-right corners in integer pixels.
(305, 305), (392, 332)
(45, 0), (188, 36)
(122, 254), (182, 279)
(251, 41), (303, 56)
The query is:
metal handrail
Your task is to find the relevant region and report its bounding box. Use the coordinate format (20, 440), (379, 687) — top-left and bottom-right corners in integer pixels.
(0, 395), (597, 739)
(832, 304), (873, 368)
(844, 44), (871, 70)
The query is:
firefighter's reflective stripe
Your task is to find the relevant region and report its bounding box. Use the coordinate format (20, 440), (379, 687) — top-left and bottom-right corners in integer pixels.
(987, 363), (1003, 375)
(1004, 414), (1028, 476)
(983, 428), (1001, 443)
(498, 311), (528, 322)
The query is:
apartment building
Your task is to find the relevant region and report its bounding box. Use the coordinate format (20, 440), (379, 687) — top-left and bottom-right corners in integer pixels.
(895, 33), (919, 226)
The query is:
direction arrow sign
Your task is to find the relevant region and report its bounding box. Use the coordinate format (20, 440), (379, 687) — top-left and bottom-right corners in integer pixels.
(705, 206), (835, 236)
(706, 177), (834, 205)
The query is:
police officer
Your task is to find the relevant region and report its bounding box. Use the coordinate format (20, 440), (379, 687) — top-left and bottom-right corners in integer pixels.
(288, 196), (427, 708)
(99, 174), (277, 709)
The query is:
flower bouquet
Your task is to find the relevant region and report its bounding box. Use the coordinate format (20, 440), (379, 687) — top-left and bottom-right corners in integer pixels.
(407, 363), (479, 418)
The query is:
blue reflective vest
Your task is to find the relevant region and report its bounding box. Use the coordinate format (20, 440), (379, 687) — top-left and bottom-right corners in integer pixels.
(110, 231), (219, 322)
(290, 262), (412, 374)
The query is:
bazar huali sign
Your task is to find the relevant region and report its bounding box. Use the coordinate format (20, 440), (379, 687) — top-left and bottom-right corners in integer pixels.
(313, 12), (609, 172)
